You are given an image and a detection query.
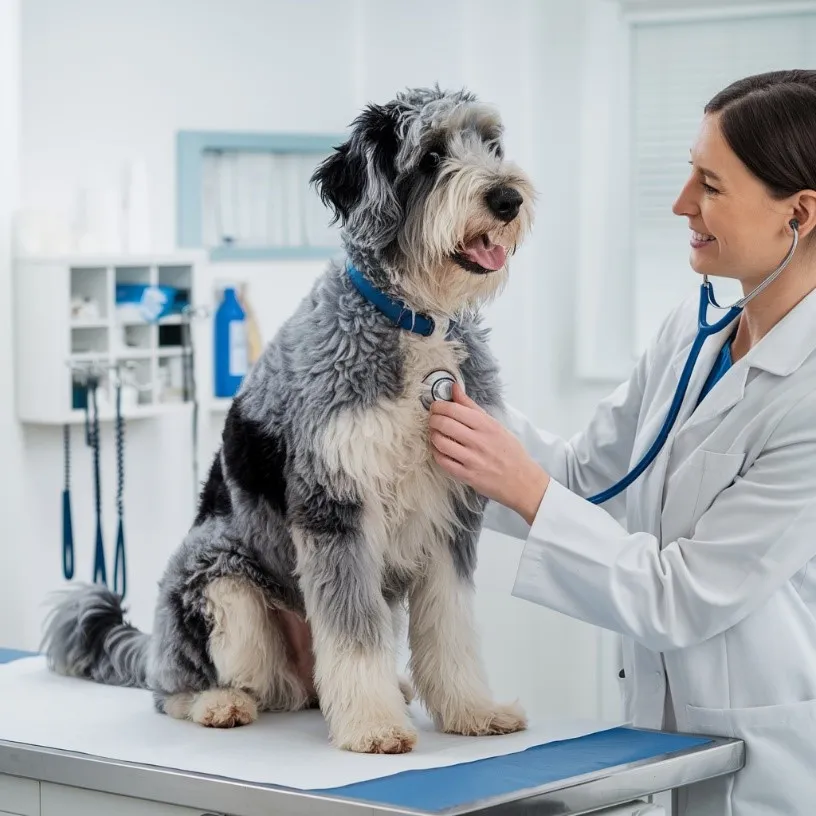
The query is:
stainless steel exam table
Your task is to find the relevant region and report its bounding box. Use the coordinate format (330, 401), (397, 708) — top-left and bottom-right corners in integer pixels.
(0, 649), (743, 816)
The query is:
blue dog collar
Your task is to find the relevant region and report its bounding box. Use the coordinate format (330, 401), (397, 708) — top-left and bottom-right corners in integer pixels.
(346, 264), (439, 337)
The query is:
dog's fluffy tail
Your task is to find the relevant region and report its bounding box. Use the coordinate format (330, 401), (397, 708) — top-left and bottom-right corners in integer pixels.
(41, 583), (150, 689)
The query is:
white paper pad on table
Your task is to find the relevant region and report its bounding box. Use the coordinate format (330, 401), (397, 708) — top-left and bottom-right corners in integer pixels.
(0, 657), (618, 790)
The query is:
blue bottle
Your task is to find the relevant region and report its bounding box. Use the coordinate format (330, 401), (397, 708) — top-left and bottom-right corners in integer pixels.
(214, 287), (248, 397)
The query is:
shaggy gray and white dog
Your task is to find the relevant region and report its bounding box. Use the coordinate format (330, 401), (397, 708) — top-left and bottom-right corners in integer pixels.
(42, 86), (535, 754)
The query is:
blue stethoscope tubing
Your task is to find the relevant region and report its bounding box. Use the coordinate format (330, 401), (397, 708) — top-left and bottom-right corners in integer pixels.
(588, 220), (800, 506)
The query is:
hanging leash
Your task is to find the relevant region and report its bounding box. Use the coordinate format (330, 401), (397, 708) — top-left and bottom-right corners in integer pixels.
(85, 374), (107, 587)
(61, 424), (75, 580)
(182, 305), (203, 509)
(113, 372), (127, 598)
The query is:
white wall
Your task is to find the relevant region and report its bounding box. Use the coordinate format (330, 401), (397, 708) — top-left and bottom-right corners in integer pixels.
(0, 0), (23, 645)
(4, 0), (623, 723)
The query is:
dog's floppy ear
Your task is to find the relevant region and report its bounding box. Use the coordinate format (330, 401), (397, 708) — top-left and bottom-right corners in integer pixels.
(311, 143), (364, 226)
(355, 103), (400, 183)
(311, 103), (400, 227)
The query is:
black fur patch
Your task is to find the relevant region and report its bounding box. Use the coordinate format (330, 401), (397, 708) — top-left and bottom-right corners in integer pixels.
(222, 400), (288, 514)
(162, 579), (217, 688)
(310, 103), (400, 225)
(193, 453), (232, 526)
(289, 480), (363, 538)
(310, 142), (365, 225)
(358, 103), (400, 181)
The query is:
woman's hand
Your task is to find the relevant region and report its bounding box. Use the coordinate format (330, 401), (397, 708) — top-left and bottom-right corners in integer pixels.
(428, 384), (551, 526)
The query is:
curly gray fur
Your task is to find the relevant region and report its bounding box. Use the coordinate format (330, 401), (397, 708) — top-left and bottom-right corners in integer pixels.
(43, 583), (149, 688)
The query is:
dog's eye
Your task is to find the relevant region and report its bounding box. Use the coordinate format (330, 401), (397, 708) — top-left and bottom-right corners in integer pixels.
(421, 151), (442, 171)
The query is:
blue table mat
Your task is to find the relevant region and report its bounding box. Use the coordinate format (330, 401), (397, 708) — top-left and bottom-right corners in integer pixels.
(0, 648), (712, 812)
(0, 648), (36, 664)
(318, 727), (710, 811)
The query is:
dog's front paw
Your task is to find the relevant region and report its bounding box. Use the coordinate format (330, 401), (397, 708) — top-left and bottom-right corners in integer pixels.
(440, 701), (527, 736)
(190, 688), (258, 728)
(336, 721), (418, 754)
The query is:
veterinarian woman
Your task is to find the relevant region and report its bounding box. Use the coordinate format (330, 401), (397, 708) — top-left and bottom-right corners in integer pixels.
(429, 70), (816, 816)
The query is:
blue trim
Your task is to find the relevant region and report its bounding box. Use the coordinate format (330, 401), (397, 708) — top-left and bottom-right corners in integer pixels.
(346, 264), (437, 337)
(176, 130), (346, 261)
(0, 648), (36, 664)
(209, 246), (344, 262)
(316, 727), (714, 812)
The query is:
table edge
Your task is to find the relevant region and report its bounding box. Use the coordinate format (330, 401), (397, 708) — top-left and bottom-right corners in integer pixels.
(0, 729), (745, 816)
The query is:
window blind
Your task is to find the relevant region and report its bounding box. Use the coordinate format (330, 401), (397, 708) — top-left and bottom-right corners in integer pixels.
(629, 10), (816, 352)
(200, 148), (341, 253)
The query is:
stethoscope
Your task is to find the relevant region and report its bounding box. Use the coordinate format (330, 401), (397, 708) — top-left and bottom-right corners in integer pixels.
(423, 219), (800, 506)
(587, 218), (799, 505)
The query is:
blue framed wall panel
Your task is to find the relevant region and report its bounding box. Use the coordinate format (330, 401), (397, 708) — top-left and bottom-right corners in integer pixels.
(176, 130), (346, 261)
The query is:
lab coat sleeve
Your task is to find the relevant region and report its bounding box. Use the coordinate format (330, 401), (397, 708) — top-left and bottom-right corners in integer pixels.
(510, 393), (816, 653)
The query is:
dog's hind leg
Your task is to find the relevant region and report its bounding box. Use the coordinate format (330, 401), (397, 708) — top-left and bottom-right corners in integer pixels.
(293, 520), (417, 754)
(204, 576), (311, 713)
(408, 533), (527, 737)
(160, 575), (311, 727)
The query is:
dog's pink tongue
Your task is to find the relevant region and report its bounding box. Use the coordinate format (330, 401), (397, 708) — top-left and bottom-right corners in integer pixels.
(461, 236), (507, 271)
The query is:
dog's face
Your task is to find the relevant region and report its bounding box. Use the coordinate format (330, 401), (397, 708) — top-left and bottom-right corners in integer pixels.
(311, 87), (535, 316)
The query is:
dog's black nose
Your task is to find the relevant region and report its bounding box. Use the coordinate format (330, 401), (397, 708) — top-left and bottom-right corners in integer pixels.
(485, 186), (523, 223)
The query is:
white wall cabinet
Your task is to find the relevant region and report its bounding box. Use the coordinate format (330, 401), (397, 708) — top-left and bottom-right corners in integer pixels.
(13, 253), (211, 425)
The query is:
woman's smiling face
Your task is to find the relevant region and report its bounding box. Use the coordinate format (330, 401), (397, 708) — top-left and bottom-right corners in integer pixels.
(672, 112), (800, 290)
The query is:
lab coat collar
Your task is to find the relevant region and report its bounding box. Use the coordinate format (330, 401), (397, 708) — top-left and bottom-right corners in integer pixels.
(670, 285), (816, 380)
(669, 285), (816, 432)
(741, 286), (816, 376)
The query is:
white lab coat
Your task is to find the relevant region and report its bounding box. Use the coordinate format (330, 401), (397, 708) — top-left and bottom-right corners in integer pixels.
(484, 288), (816, 816)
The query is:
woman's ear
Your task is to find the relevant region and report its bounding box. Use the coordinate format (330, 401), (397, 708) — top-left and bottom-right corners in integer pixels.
(790, 190), (816, 240)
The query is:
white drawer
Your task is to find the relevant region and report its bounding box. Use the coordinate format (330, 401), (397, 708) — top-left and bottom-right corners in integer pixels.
(0, 774), (39, 816)
(41, 783), (217, 816)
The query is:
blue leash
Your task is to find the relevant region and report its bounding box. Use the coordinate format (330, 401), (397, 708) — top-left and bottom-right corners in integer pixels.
(84, 376), (107, 587)
(62, 372), (127, 596)
(62, 424), (74, 580)
(113, 376), (126, 598)
(588, 282), (741, 505)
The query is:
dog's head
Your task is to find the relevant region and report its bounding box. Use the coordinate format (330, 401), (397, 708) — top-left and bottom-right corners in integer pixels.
(311, 86), (535, 317)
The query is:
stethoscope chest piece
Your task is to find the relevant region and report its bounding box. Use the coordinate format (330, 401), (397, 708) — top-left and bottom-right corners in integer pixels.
(420, 369), (460, 410)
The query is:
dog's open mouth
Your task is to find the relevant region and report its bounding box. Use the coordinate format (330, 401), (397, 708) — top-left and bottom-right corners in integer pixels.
(452, 234), (508, 274)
